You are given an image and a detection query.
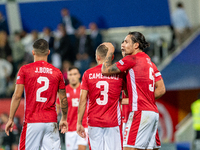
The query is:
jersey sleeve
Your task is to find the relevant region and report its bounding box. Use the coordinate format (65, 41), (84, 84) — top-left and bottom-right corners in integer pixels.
(152, 63), (162, 82)
(16, 66), (25, 84)
(59, 72), (65, 89)
(81, 72), (89, 91)
(115, 55), (136, 72)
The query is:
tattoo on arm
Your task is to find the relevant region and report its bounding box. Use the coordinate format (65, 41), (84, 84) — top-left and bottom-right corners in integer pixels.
(103, 52), (114, 70)
(59, 89), (68, 115)
(108, 64), (119, 73)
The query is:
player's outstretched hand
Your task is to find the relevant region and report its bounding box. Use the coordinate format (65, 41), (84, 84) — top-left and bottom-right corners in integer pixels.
(59, 120), (68, 134)
(101, 42), (115, 53)
(77, 124), (86, 138)
(5, 119), (14, 136)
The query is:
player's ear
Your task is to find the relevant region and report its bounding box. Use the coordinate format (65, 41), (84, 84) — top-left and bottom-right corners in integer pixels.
(78, 72), (81, 78)
(134, 42), (139, 49)
(48, 50), (50, 55)
(32, 50), (35, 55)
(96, 54), (101, 61)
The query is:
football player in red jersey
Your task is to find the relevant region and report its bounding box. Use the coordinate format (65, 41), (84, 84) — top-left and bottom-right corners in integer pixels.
(5, 39), (68, 150)
(101, 32), (166, 150)
(77, 44), (126, 150)
(56, 66), (88, 150)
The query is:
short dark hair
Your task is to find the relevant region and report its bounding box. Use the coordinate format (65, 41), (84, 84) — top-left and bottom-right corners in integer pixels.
(68, 66), (80, 72)
(128, 32), (150, 51)
(177, 2), (183, 8)
(96, 44), (108, 58)
(33, 39), (49, 56)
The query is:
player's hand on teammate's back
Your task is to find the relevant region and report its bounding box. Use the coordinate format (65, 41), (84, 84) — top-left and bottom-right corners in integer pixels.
(5, 119), (14, 136)
(101, 42), (115, 53)
(77, 124), (86, 138)
(59, 120), (68, 134)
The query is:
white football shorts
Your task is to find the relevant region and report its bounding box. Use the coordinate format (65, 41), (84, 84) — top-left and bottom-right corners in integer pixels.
(65, 128), (88, 150)
(88, 126), (122, 150)
(19, 122), (61, 150)
(123, 111), (160, 149)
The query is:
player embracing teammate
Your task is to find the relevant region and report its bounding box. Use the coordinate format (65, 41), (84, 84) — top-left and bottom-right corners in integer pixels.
(101, 31), (166, 150)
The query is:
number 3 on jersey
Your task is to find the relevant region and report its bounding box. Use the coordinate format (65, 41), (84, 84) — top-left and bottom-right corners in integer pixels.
(36, 76), (49, 102)
(96, 81), (108, 105)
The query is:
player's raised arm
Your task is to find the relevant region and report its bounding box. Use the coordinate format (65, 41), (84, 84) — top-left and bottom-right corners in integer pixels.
(58, 88), (68, 133)
(101, 42), (121, 75)
(5, 84), (24, 136)
(77, 89), (88, 138)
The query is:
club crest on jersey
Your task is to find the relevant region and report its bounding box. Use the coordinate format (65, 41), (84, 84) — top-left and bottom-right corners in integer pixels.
(17, 76), (20, 80)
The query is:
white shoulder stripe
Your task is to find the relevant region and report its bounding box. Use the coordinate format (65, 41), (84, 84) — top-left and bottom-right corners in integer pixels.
(155, 72), (161, 77)
(119, 60), (124, 65)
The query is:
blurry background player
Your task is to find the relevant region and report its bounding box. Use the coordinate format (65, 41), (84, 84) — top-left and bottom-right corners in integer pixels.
(191, 93), (200, 150)
(5, 39), (68, 150)
(56, 66), (88, 150)
(101, 31), (165, 150)
(77, 44), (126, 150)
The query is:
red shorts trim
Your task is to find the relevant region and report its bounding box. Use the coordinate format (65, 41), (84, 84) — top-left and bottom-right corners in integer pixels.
(19, 122), (27, 150)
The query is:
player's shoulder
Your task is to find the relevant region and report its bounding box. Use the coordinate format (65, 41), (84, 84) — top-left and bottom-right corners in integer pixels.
(121, 54), (136, 63)
(46, 63), (62, 74)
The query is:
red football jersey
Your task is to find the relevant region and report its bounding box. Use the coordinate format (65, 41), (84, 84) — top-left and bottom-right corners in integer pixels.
(16, 61), (65, 123)
(116, 52), (158, 113)
(81, 64), (125, 127)
(121, 62), (162, 123)
(56, 84), (87, 131)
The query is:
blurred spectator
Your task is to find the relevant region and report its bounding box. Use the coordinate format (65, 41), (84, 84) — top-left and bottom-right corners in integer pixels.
(21, 30), (38, 63)
(171, 2), (191, 44)
(52, 24), (64, 69)
(61, 8), (81, 36)
(191, 94), (200, 149)
(89, 22), (102, 55)
(53, 24), (64, 50)
(0, 31), (12, 63)
(0, 113), (16, 150)
(60, 8), (81, 47)
(11, 31), (25, 76)
(0, 12), (8, 34)
(41, 27), (55, 63)
(89, 22), (102, 48)
(56, 25), (74, 63)
(0, 58), (12, 98)
(168, 25), (176, 51)
(74, 26), (93, 75)
(61, 60), (71, 85)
